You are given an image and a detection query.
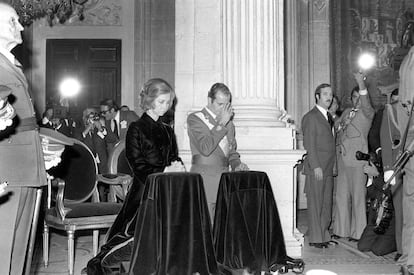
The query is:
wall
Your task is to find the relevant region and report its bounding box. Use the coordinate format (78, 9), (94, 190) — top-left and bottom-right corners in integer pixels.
(28, 0), (135, 116)
(134, 0), (175, 115)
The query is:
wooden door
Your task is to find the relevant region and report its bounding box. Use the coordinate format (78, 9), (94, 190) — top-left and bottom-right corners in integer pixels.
(46, 39), (121, 121)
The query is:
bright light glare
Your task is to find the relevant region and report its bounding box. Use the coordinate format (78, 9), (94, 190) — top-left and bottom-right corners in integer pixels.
(59, 78), (81, 98)
(306, 270), (337, 275)
(358, 53), (376, 70)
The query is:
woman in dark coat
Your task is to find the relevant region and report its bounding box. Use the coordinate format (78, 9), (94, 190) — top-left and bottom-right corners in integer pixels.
(87, 78), (183, 274)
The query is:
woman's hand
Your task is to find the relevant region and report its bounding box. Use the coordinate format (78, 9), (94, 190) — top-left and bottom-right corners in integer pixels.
(164, 160), (186, 173)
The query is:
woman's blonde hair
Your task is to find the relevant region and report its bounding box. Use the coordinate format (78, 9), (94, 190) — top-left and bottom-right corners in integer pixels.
(140, 78), (175, 111)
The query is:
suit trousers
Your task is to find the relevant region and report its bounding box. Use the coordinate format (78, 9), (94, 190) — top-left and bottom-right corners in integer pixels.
(397, 164), (414, 269)
(0, 186), (36, 275)
(305, 174), (333, 243)
(333, 160), (367, 239)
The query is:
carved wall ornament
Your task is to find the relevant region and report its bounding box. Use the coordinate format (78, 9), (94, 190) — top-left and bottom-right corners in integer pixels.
(38, 0), (122, 27)
(313, 0), (326, 12)
(313, 0), (327, 21)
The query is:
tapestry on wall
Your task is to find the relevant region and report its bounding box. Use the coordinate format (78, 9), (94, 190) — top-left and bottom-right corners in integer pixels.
(331, 0), (414, 109)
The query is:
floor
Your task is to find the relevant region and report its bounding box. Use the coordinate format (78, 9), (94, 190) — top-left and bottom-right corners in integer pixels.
(29, 210), (401, 275)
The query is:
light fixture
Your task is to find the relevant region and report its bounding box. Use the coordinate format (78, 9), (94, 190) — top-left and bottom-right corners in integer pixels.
(11, 0), (88, 26)
(59, 77), (81, 98)
(358, 52), (376, 71)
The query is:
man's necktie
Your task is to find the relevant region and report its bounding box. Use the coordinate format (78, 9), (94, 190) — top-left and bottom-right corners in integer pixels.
(327, 112), (334, 129)
(112, 119), (119, 138)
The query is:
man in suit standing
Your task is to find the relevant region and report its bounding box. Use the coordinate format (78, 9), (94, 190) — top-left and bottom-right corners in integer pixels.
(100, 98), (139, 153)
(100, 99), (138, 201)
(187, 83), (248, 220)
(333, 73), (375, 242)
(0, 4), (47, 274)
(301, 83), (336, 248)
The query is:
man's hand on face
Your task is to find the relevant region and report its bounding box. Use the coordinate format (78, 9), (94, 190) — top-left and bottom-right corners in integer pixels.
(217, 103), (233, 126)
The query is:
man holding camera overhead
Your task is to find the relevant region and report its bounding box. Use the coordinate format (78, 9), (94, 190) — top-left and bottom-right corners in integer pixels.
(74, 107), (108, 174)
(333, 72), (375, 242)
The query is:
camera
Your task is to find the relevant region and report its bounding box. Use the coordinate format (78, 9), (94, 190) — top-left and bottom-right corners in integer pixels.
(87, 112), (101, 124)
(355, 151), (372, 161)
(356, 150), (382, 171)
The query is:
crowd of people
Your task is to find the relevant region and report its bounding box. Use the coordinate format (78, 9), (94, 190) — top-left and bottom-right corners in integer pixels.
(302, 57), (414, 274)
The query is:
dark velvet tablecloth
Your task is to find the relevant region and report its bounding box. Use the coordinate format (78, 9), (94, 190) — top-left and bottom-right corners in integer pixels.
(213, 171), (288, 273)
(128, 172), (219, 275)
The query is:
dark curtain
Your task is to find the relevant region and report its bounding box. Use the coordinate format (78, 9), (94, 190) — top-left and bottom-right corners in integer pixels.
(331, 0), (414, 110)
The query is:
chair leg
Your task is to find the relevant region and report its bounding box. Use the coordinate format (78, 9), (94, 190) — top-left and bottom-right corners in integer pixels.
(93, 230), (99, 256)
(68, 230), (75, 275)
(25, 188), (43, 275)
(43, 222), (49, 268)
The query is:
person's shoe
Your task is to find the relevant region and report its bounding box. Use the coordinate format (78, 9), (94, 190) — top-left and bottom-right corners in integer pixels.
(331, 234), (341, 239)
(325, 240), (338, 246)
(395, 253), (402, 262)
(309, 242), (327, 248)
(348, 237), (359, 242)
(399, 266), (414, 275)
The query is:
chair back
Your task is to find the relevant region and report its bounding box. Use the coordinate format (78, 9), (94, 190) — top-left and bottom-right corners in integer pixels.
(48, 139), (98, 203)
(108, 141), (133, 175)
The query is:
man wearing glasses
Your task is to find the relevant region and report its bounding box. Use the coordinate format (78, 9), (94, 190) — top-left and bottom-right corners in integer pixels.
(99, 98), (139, 153)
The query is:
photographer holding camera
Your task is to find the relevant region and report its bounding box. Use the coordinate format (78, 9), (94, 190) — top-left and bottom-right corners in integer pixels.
(332, 72), (375, 242)
(74, 108), (108, 175)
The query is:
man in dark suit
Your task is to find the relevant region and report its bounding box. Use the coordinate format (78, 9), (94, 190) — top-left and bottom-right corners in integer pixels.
(301, 83), (336, 248)
(0, 4), (47, 274)
(99, 98), (139, 153)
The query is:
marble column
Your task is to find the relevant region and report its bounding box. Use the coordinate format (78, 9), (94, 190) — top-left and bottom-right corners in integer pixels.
(221, 0), (284, 128)
(175, 0), (304, 257)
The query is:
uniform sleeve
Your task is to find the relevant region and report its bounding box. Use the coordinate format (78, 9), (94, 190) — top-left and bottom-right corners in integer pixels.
(360, 94), (375, 120)
(227, 122), (241, 169)
(187, 113), (228, 156)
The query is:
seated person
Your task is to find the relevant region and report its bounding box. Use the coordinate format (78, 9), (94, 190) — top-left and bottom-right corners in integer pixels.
(40, 106), (54, 129)
(357, 151), (396, 256)
(41, 105), (76, 137)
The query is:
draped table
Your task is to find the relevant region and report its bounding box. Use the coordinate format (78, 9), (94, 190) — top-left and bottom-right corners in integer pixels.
(128, 172), (219, 275)
(213, 171), (288, 274)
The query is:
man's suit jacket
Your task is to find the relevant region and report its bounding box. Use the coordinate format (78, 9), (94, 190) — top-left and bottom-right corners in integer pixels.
(74, 126), (109, 174)
(187, 108), (241, 202)
(301, 106), (336, 176)
(104, 110), (139, 152)
(337, 94), (375, 167)
(0, 53), (46, 187)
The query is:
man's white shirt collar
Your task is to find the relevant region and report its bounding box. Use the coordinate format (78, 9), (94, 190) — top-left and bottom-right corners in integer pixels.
(0, 47), (15, 65)
(316, 104), (329, 121)
(114, 110), (120, 123)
